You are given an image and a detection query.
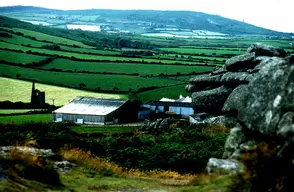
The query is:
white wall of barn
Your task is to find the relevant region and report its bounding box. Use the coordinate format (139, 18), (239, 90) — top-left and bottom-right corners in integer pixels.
(169, 106), (194, 115)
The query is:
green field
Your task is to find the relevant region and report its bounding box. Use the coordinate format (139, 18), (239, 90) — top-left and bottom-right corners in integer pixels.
(0, 41), (203, 65)
(0, 114), (52, 124)
(160, 47), (244, 55)
(3, 27), (92, 48)
(0, 18), (292, 106)
(40, 59), (214, 75)
(0, 77), (124, 106)
(0, 65), (184, 92)
(0, 49), (47, 64)
(60, 45), (122, 55)
(0, 109), (31, 114)
(0, 32), (50, 47)
(138, 84), (189, 102)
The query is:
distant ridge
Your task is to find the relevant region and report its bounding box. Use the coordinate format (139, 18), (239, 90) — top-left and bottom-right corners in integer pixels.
(0, 6), (290, 36)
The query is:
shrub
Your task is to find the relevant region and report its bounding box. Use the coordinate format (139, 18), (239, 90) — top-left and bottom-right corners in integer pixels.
(228, 142), (294, 192)
(5, 148), (62, 186)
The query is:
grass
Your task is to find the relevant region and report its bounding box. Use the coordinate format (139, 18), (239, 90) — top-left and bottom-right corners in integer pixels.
(0, 64), (183, 92)
(0, 49), (47, 64)
(41, 58), (214, 75)
(0, 77), (124, 106)
(0, 146), (233, 192)
(0, 41), (206, 65)
(60, 45), (121, 55)
(70, 125), (137, 134)
(0, 31), (50, 47)
(0, 114), (52, 124)
(138, 84), (189, 102)
(0, 109), (32, 114)
(160, 47), (243, 55)
(5, 27), (92, 48)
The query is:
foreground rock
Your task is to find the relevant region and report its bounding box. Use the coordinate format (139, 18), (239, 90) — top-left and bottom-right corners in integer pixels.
(187, 43), (291, 116)
(197, 43), (294, 189)
(0, 146), (55, 158)
(206, 158), (243, 174)
(0, 146), (76, 174)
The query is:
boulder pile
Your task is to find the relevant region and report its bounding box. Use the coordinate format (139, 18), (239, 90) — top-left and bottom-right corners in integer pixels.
(193, 43), (294, 186)
(186, 43), (288, 115)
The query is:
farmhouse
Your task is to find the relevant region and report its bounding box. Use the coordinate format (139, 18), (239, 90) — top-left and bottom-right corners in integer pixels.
(142, 95), (194, 117)
(52, 97), (137, 124)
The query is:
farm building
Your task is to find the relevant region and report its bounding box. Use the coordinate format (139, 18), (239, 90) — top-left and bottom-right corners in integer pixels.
(52, 97), (137, 124)
(142, 95), (194, 117)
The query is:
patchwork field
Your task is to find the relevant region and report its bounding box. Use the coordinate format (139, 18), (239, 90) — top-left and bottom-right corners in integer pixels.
(0, 77), (124, 106)
(0, 114), (52, 124)
(0, 17), (293, 107)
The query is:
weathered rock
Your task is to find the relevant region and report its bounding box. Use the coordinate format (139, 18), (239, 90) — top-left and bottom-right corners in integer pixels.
(185, 84), (200, 93)
(278, 112), (294, 130)
(220, 72), (250, 87)
(158, 118), (169, 130)
(286, 54), (294, 63)
(223, 124), (246, 158)
(189, 74), (222, 86)
(247, 43), (287, 57)
(201, 115), (236, 127)
(277, 125), (294, 139)
(253, 56), (286, 71)
(0, 146), (54, 158)
(225, 53), (256, 71)
(192, 86), (233, 114)
(222, 85), (248, 114)
(206, 158), (243, 174)
(210, 66), (228, 75)
(141, 118), (172, 132)
(237, 58), (293, 135)
(54, 161), (76, 174)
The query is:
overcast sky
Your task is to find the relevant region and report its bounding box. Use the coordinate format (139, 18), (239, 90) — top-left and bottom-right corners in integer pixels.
(0, 0), (293, 33)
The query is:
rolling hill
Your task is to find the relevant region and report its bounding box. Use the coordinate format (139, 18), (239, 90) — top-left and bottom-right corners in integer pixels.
(0, 6), (290, 36)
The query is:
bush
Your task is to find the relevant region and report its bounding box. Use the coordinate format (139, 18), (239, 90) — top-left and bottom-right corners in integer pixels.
(5, 148), (63, 186)
(228, 143), (294, 192)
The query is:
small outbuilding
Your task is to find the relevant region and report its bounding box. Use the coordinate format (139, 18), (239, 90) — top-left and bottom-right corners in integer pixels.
(52, 97), (137, 124)
(142, 95), (194, 117)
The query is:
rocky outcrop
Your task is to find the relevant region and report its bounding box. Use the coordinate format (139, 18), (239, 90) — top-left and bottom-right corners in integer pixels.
(247, 43), (287, 57)
(0, 146), (76, 175)
(206, 158), (243, 174)
(192, 86), (233, 114)
(186, 43), (290, 116)
(194, 44), (294, 185)
(54, 161), (76, 174)
(141, 118), (171, 132)
(0, 146), (55, 158)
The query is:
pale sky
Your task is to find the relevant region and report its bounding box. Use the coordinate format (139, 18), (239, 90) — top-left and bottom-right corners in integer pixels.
(0, 0), (293, 33)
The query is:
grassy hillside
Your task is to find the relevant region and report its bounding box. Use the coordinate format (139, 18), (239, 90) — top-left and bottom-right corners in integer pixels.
(0, 6), (291, 36)
(0, 77), (124, 106)
(0, 16), (292, 104)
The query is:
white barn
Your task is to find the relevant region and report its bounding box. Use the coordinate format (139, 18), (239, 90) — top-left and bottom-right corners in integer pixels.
(52, 97), (137, 124)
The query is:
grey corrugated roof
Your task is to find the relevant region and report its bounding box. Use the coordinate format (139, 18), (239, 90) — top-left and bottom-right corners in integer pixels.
(53, 97), (128, 116)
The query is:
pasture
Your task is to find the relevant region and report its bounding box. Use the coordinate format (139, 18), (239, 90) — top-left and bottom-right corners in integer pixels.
(0, 65), (183, 92)
(0, 77), (124, 106)
(0, 23), (292, 106)
(0, 114), (52, 124)
(40, 59), (214, 75)
(0, 49), (47, 64)
(3, 27), (92, 48)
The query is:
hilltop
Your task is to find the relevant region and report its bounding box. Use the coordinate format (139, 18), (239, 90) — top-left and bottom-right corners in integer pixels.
(0, 6), (290, 36)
